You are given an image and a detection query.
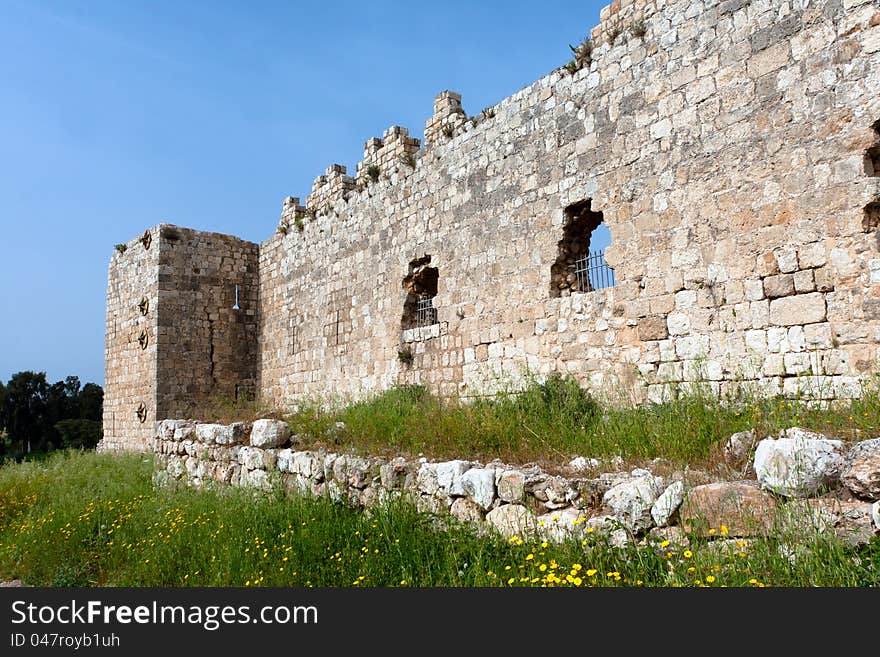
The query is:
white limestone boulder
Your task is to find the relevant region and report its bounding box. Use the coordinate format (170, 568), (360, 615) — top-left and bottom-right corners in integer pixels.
(602, 474), (663, 532)
(840, 437), (880, 500)
(417, 460), (473, 497)
(291, 451), (321, 480)
(238, 446), (277, 471)
(195, 422), (246, 445)
(569, 456), (600, 472)
(528, 474), (578, 510)
(537, 508), (586, 543)
(781, 498), (877, 547)
(450, 498), (484, 523)
(276, 448), (294, 473)
(379, 457), (410, 490)
(166, 457), (185, 479)
(647, 526), (690, 551)
(157, 419), (195, 441)
(583, 515), (630, 548)
(485, 504), (536, 539)
(242, 468), (273, 491)
(461, 467), (496, 510)
(651, 480), (685, 528)
(250, 419), (292, 448)
(754, 427), (846, 497)
(496, 470), (526, 503)
(723, 430), (757, 466)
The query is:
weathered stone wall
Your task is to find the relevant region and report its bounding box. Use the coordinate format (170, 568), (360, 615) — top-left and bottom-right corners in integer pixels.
(152, 418), (880, 546)
(105, 0), (880, 447)
(101, 226), (259, 450)
(101, 229), (160, 452)
(257, 0), (880, 408)
(155, 226), (260, 418)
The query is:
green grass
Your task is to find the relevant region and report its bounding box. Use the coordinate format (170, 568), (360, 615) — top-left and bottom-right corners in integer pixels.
(285, 375), (880, 468)
(0, 451), (877, 587)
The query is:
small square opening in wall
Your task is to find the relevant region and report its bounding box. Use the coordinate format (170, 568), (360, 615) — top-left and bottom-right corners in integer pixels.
(402, 256), (439, 330)
(550, 199), (615, 297)
(864, 201), (880, 233)
(867, 145), (880, 177)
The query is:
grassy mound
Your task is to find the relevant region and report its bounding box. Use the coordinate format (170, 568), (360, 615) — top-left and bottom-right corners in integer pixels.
(284, 375), (880, 467)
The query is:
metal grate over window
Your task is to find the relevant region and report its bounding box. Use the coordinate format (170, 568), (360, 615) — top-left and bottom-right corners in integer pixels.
(574, 249), (615, 292)
(414, 294), (438, 327)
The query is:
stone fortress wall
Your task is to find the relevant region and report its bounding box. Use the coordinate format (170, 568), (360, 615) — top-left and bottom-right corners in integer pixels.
(102, 0), (880, 451)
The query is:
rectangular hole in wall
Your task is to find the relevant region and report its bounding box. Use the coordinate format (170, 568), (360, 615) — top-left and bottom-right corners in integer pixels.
(550, 199), (615, 297)
(402, 256), (439, 330)
(864, 201), (880, 232)
(867, 145), (880, 177)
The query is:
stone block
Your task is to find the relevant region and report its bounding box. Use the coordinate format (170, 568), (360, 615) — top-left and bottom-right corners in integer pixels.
(774, 249), (798, 274)
(793, 269), (815, 293)
(680, 482), (778, 536)
(667, 311), (691, 336)
(763, 274), (794, 299)
(769, 293), (826, 326)
(250, 419), (291, 448)
(638, 316), (669, 341)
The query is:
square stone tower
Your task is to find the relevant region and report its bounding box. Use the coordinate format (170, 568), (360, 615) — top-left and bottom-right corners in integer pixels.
(100, 225), (259, 451)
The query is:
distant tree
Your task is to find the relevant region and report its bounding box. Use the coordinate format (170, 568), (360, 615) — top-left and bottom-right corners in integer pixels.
(45, 381), (69, 449)
(64, 376), (81, 397)
(0, 380), (7, 454)
(2, 371), (49, 453)
(78, 383), (103, 422)
(0, 380), (6, 431)
(0, 372), (103, 457)
(54, 418), (102, 449)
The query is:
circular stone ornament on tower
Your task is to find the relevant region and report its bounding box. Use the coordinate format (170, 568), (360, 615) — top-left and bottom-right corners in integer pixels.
(140, 230), (152, 250)
(136, 402), (147, 424)
(138, 296), (149, 316)
(138, 329), (149, 350)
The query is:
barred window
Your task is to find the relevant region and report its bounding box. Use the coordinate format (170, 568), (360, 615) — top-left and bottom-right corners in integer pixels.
(550, 199), (614, 297)
(402, 255), (439, 330)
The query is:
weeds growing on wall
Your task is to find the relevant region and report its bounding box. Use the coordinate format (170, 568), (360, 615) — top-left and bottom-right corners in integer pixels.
(630, 19), (647, 38)
(562, 36), (593, 75)
(0, 451), (877, 587)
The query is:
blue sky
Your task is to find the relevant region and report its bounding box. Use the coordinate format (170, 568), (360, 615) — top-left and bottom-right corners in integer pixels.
(0, 0), (605, 386)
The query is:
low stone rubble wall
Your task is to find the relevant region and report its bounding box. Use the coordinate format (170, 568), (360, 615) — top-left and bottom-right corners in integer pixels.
(153, 419), (880, 548)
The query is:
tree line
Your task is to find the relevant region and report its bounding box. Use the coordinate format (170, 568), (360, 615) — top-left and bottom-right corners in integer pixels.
(0, 371), (103, 457)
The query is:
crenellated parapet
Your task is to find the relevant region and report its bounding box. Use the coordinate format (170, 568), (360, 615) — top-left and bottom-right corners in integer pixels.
(355, 126), (421, 187)
(424, 90), (467, 148)
(277, 196), (311, 235)
(590, 0), (658, 48)
(306, 164), (356, 216)
(283, 91), (463, 227)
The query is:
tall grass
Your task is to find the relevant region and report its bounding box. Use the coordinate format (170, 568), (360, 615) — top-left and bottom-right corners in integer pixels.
(285, 375), (880, 468)
(0, 452), (876, 587)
